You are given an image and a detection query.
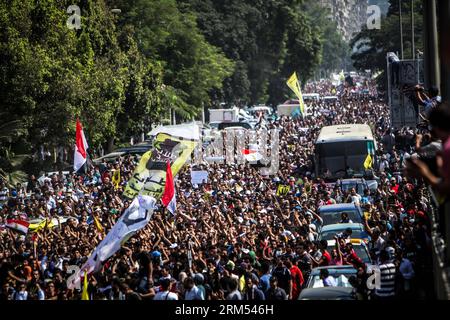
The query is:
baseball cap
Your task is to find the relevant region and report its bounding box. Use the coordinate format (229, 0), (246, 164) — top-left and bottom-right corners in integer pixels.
(151, 251), (161, 259)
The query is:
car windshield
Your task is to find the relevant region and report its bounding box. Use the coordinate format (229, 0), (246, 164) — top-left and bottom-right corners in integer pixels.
(320, 228), (363, 241)
(218, 122), (252, 130)
(341, 182), (365, 195)
(320, 210), (362, 225)
(327, 244), (370, 264)
(309, 273), (355, 288)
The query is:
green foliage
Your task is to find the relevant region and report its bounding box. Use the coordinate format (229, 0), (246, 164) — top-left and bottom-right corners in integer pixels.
(179, 0), (323, 106)
(350, 0), (423, 75)
(0, 0), (167, 157)
(0, 0), (331, 174)
(112, 0), (234, 117)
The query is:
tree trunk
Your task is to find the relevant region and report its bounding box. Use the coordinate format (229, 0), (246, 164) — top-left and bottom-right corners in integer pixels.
(107, 137), (115, 154)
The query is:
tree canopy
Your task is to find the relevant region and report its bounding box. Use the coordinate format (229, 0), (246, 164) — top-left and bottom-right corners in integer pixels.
(0, 0), (349, 176)
(350, 0), (423, 84)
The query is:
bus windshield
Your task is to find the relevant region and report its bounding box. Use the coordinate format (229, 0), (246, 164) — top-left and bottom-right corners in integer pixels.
(316, 141), (369, 178)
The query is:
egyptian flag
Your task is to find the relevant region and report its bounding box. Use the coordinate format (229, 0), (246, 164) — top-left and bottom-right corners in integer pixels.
(74, 119), (89, 173)
(161, 161), (176, 215)
(6, 219), (30, 234)
(242, 143), (263, 162)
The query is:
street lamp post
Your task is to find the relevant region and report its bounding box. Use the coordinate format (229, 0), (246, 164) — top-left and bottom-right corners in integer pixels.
(411, 0), (415, 59)
(399, 0), (404, 60)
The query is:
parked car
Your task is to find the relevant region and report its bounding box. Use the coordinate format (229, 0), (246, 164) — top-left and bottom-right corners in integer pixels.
(318, 203), (364, 226)
(93, 143), (150, 164)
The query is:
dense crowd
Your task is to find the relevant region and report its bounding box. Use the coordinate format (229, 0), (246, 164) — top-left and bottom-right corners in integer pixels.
(1, 79), (448, 301)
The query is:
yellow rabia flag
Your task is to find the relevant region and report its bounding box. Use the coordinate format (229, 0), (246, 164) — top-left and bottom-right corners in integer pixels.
(123, 129), (198, 200)
(286, 72), (305, 114)
(28, 219), (48, 233)
(112, 169), (121, 189)
(29, 218), (55, 233)
(81, 273), (89, 300)
(363, 154), (373, 169)
(276, 185), (290, 196)
(93, 215), (104, 234)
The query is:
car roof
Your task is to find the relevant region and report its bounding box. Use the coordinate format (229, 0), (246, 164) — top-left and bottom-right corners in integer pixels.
(339, 178), (365, 183)
(321, 223), (364, 232)
(319, 203), (357, 212)
(316, 124), (374, 144)
(310, 265), (357, 272)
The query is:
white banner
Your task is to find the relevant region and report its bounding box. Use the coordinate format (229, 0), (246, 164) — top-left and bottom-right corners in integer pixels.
(67, 195), (157, 289)
(191, 170), (208, 185)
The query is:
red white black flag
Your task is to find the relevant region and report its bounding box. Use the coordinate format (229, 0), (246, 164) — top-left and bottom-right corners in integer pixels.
(74, 119), (89, 173)
(161, 161), (176, 215)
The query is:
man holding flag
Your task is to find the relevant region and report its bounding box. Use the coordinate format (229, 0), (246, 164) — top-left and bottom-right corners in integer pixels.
(286, 71), (306, 117)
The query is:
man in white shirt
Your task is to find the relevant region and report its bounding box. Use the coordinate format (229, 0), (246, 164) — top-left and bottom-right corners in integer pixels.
(320, 269), (337, 287)
(0, 181), (9, 203)
(184, 277), (204, 300)
(350, 188), (361, 206)
(398, 250), (415, 294)
(154, 279), (178, 300)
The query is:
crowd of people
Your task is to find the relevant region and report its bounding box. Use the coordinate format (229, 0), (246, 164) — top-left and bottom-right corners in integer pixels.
(0, 78), (447, 301)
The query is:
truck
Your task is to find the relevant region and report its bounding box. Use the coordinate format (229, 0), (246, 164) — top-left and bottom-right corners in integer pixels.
(209, 108), (239, 123)
(277, 99), (312, 117)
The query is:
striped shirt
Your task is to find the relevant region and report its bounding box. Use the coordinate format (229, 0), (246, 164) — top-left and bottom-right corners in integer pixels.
(375, 263), (396, 297)
(0, 187), (9, 202)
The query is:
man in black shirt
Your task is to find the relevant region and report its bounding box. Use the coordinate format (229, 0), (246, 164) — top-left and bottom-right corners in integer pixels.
(219, 267), (235, 297)
(243, 275), (265, 301)
(271, 259), (292, 298)
(266, 276), (287, 300)
(133, 245), (152, 292)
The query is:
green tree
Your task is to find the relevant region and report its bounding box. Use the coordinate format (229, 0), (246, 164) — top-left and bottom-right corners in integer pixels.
(180, 0), (322, 106)
(350, 0), (423, 89)
(111, 0), (234, 119)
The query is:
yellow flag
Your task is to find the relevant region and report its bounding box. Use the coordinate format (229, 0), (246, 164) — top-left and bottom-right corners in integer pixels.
(112, 169), (121, 189)
(29, 218), (55, 233)
(81, 273), (89, 300)
(363, 154), (373, 169)
(286, 72), (305, 114)
(29, 219), (48, 233)
(93, 215), (104, 234)
(123, 132), (197, 200)
(276, 185), (290, 196)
